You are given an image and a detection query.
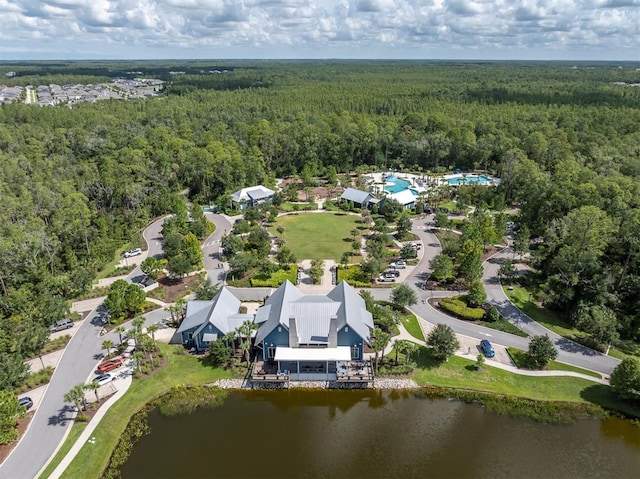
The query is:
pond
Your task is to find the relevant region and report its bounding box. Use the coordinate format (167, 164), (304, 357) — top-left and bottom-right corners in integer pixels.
(120, 389), (640, 479)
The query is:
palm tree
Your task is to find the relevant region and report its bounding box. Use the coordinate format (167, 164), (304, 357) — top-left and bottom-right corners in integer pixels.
(115, 325), (126, 346)
(236, 320), (258, 366)
(131, 316), (145, 347)
(222, 331), (236, 355)
(85, 381), (100, 403)
(132, 351), (144, 373)
(101, 339), (114, 358)
(64, 384), (87, 412)
(371, 328), (390, 371)
(146, 324), (159, 347)
(142, 337), (155, 364)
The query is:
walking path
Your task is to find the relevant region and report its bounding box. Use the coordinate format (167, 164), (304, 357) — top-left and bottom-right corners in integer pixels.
(44, 374), (133, 479)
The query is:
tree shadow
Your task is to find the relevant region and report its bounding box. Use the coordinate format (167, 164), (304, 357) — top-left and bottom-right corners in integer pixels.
(48, 405), (75, 426)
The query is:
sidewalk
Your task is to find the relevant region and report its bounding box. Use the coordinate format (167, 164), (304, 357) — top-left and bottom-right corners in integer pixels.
(45, 373), (133, 479)
(373, 315), (607, 385)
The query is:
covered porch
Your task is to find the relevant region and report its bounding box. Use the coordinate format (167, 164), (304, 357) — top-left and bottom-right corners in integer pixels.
(250, 346), (374, 383)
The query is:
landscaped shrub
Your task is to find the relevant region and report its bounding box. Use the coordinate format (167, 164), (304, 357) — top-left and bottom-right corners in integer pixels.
(439, 296), (485, 320)
(250, 266), (298, 287)
(337, 265), (371, 287)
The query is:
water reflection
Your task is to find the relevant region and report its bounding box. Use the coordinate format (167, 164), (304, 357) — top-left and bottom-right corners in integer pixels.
(120, 390), (640, 479)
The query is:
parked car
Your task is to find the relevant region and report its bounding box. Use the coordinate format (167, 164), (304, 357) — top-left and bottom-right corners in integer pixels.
(480, 339), (495, 358)
(395, 261), (407, 269)
(410, 242), (422, 250)
(97, 357), (123, 373)
(92, 373), (115, 387)
(49, 318), (74, 333)
(384, 270), (400, 278)
(123, 248), (142, 258)
(19, 397), (33, 410)
(377, 275), (396, 283)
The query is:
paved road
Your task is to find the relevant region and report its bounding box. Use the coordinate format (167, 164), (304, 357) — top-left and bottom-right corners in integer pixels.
(368, 217), (618, 376)
(202, 212), (233, 286)
(0, 218), (172, 479)
(482, 239), (620, 375)
(128, 216), (168, 284)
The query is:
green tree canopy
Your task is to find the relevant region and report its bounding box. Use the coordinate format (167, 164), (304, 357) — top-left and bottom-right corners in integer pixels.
(427, 324), (460, 361)
(527, 335), (558, 368)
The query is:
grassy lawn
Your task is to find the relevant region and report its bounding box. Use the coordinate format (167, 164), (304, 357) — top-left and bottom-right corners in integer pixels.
(39, 422), (88, 479)
(504, 285), (640, 359)
(504, 285), (578, 338)
(58, 344), (232, 479)
(411, 347), (639, 417)
(269, 213), (361, 261)
(401, 312), (425, 342)
(507, 347), (602, 379)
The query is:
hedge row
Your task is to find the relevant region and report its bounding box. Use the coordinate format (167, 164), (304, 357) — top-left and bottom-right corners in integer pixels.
(439, 297), (485, 320)
(337, 265), (372, 287)
(251, 266), (298, 287)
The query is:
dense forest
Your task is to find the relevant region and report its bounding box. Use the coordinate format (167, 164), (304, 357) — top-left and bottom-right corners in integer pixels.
(0, 60), (639, 390)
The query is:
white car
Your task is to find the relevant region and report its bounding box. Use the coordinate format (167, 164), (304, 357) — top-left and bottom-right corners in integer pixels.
(390, 261), (407, 269)
(124, 248), (142, 258)
(92, 373), (115, 387)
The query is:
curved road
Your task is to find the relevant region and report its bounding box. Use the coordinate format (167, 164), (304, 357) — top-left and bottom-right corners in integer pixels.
(0, 217), (171, 479)
(2, 211), (621, 478)
(366, 216), (619, 375)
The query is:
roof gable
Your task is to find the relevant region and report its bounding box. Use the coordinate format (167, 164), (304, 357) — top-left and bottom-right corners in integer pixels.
(177, 286), (242, 336)
(340, 187), (374, 204)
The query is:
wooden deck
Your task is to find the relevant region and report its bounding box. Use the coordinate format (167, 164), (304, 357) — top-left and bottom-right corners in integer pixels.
(251, 360), (290, 382)
(335, 361), (375, 382)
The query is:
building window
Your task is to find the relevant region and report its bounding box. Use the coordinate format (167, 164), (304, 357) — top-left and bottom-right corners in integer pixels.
(351, 344), (359, 360)
(187, 333), (193, 340)
(268, 346), (276, 359)
(278, 326), (282, 332)
(344, 327), (349, 332)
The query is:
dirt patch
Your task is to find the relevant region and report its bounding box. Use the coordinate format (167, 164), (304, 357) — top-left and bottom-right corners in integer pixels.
(155, 274), (201, 303)
(0, 412), (34, 464)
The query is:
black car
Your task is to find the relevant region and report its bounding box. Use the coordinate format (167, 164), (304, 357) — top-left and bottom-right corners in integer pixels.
(384, 270), (400, 277)
(19, 397), (33, 410)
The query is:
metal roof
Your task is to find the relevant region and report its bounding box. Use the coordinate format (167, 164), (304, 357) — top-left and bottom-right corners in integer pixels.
(290, 301), (340, 344)
(340, 187), (374, 205)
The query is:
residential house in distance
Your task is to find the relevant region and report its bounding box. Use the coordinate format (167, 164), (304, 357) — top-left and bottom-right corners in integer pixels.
(251, 280), (375, 383)
(231, 185), (275, 210)
(175, 287), (254, 351)
(339, 187), (379, 209)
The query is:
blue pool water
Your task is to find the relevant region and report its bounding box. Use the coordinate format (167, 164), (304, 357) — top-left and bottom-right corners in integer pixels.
(447, 174), (491, 185)
(384, 175), (412, 193)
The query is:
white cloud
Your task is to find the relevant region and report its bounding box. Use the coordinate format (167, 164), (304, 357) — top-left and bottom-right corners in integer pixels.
(0, 0), (638, 59)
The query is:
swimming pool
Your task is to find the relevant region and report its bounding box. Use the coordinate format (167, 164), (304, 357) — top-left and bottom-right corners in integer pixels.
(447, 174), (492, 186)
(384, 175), (413, 193)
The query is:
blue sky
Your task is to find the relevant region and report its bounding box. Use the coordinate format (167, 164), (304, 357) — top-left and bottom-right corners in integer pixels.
(1, 0), (639, 61)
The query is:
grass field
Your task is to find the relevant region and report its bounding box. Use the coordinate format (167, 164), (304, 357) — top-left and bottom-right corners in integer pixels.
(411, 347), (639, 417)
(269, 212), (361, 261)
(504, 285), (578, 338)
(504, 285), (640, 360)
(57, 345), (231, 479)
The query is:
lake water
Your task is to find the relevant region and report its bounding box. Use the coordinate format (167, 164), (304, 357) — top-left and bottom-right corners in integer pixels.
(120, 389), (640, 479)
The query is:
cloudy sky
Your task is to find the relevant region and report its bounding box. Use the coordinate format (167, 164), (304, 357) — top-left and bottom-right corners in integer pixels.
(1, 0), (638, 60)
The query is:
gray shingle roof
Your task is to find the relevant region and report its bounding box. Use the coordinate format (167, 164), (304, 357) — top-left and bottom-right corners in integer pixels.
(178, 286), (242, 336)
(327, 281), (374, 345)
(254, 280), (304, 345)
